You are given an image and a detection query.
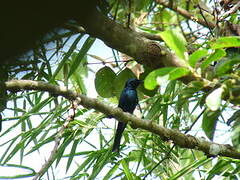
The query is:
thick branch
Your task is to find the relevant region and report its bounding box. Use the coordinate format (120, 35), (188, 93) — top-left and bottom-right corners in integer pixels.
(76, 7), (189, 70)
(5, 80), (240, 160)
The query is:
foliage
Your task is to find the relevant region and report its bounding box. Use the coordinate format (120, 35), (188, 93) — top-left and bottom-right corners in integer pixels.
(1, 0), (240, 179)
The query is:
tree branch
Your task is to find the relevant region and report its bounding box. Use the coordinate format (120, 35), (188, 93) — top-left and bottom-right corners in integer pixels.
(33, 101), (77, 179)
(76, 6), (189, 70)
(219, 1), (240, 20)
(155, 0), (215, 29)
(5, 80), (240, 160)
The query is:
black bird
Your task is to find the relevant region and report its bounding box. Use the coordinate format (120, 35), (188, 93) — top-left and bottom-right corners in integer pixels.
(112, 78), (142, 152)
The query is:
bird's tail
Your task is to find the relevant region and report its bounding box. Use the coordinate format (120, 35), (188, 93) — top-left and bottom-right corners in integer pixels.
(112, 122), (127, 152)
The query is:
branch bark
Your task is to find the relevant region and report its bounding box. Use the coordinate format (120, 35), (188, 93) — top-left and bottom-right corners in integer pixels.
(77, 7), (191, 70)
(5, 80), (240, 160)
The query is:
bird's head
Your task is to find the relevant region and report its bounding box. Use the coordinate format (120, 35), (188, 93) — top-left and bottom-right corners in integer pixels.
(125, 78), (143, 89)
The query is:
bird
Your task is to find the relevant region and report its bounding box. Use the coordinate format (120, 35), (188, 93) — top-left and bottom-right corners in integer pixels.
(112, 78), (142, 152)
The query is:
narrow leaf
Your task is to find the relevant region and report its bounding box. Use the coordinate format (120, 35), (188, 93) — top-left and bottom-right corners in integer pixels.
(169, 157), (211, 180)
(68, 37), (95, 78)
(121, 159), (134, 180)
(51, 34), (84, 81)
(66, 139), (80, 172)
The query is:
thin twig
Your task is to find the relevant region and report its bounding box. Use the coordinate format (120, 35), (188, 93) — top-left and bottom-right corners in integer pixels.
(184, 107), (206, 134)
(219, 1), (240, 21)
(32, 101), (77, 179)
(127, 0), (132, 28)
(197, 4), (215, 37)
(143, 145), (176, 179)
(155, 0), (215, 29)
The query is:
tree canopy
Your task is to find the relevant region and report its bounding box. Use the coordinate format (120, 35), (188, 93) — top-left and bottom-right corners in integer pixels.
(1, 0), (240, 179)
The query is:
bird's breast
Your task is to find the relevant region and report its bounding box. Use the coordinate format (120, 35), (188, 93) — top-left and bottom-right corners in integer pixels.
(118, 89), (138, 113)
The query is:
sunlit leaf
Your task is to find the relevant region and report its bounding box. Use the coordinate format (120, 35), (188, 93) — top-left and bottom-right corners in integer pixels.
(121, 159), (134, 180)
(201, 49), (226, 70)
(210, 36), (240, 49)
(144, 67), (190, 90)
(206, 87), (224, 111)
(169, 157), (211, 180)
(189, 49), (208, 67)
(159, 29), (188, 61)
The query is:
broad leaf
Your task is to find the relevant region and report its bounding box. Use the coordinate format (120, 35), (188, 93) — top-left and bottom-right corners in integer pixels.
(201, 49), (226, 70)
(189, 49), (208, 67)
(210, 36), (240, 49)
(206, 87), (224, 111)
(144, 67), (190, 90)
(95, 67), (116, 98)
(215, 57), (240, 76)
(202, 110), (221, 140)
(159, 29), (188, 61)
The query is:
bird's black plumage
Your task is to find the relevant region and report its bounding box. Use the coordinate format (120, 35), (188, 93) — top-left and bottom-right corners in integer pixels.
(112, 78), (142, 152)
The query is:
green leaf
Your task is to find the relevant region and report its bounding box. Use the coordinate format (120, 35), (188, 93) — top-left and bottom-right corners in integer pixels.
(138, 27), (161, 34)
(102, 163), (120, 180)
(26, 134), (56, 155)
(88, 149), (112, 180)
(51, 34), (84, 82)
(68, 37), (95, 78)
(66, 139), (80, 172)
(138, 68), (158, 97)
(214, 57), (240, 76)
(159, 29), (188, 60)
(169, 157), (211, 180)
(0, 164), (36, 178)
(210, 36), (240, 49)
(181, 81), (204, 98)
(159, 9), (177, 25)
(144, 67), (190, 90)
(201, 49), (226, 70)
(0, 97), (53, 139)
(206, 159), (234, 180)
(231, 123), (240, 149)
(95, 66), (116, 98)
(189, 49), (208, 67)
(55, 134), (74, 167)
(202, 110), (221, 140)
(206, 87), (224, 111)
(121, 159), (134, 180)
(72, 152), (94, 177)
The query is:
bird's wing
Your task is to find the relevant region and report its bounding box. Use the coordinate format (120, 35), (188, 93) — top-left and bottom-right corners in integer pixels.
(118, 89), (138, 113)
